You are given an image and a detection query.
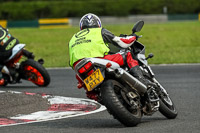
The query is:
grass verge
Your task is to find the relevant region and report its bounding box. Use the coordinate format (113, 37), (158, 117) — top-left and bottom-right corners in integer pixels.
(9, 21), (200, 67)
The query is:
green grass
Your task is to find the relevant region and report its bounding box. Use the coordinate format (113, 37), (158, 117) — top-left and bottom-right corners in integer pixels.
(10, 21), (200, 67)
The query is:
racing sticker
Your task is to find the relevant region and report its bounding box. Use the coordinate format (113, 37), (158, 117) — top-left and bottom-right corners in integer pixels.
(0, 91), (106, 127)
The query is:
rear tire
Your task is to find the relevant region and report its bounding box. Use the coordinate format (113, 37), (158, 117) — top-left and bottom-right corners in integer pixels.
(20, 59), (50, 87)
(100, 79), (142, 127)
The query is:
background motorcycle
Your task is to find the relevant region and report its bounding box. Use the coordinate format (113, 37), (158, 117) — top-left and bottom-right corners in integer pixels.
(1, 44), (50, 87)
(74, 20), (178, 127)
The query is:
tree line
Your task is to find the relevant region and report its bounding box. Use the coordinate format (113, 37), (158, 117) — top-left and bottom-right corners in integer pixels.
(0, 0), (199, 20)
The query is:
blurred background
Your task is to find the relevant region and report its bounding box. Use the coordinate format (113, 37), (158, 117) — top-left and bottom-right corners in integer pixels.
(0, 0), (200, 67)
(0, 0), (200, 27)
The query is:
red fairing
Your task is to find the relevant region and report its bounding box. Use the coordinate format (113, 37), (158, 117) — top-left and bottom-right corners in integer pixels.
(86, 91), (98, 101)
(76, 74), (85, 89)
(120, 36), (136, 44)
(103, 53), (124, 66)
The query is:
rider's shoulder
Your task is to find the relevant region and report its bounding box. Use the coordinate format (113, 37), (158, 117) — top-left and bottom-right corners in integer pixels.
(101, 28), (114, 37)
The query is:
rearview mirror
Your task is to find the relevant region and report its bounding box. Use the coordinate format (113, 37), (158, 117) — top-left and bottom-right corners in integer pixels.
(132, 20), (144, 33)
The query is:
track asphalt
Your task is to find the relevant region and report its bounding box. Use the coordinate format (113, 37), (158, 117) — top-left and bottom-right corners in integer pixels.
(0, 64), (200, 133)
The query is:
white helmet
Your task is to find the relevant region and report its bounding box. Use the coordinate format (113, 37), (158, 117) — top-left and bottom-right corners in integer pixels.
(79, 13), (102, 30)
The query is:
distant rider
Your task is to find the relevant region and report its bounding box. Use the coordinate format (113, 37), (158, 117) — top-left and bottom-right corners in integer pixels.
(0, 25), (34, 86)
(68, 13), (154, 94)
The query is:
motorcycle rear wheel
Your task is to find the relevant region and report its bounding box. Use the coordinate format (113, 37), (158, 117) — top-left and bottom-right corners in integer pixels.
(20, 59), (50, 87)
(100, 79), (142, 127)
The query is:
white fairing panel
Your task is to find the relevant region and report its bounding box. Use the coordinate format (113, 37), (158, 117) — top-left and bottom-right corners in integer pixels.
(137, 54), (148, 66)
(6, 44), (25, 61)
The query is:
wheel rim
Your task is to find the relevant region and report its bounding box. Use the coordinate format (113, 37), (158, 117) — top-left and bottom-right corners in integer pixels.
(24, 65), (45, 85)
(163, 95), (173, 106)
(161, 94), (176, 111)
(114, 85), (142, 118)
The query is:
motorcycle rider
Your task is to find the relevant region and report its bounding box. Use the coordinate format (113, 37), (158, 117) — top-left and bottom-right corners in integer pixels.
(0, 25), (34, 86)
(69, 13), (155, 90)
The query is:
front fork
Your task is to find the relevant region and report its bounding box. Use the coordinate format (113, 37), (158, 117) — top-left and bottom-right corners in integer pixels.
(142, 64), (168, 96)
(152, 78), (169, 96)
(141, 66), (162, 114)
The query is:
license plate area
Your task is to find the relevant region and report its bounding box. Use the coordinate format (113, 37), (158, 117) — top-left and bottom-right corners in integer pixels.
(84, 69), (104, 91)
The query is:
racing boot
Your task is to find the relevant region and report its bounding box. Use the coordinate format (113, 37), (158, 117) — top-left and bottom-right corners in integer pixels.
(129, 66), (156, 88)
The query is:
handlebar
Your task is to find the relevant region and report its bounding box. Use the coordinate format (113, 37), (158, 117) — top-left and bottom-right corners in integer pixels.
(137, 35), (143, 39)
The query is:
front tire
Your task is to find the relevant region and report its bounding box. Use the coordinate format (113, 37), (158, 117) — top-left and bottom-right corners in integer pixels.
(157, 84), (178, 119)
(20, 59), (50, 87)
(159, 95), (178, 119)
(100, 80), (142, 127)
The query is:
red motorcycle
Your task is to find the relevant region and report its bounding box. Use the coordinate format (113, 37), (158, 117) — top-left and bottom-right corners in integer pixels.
(74, 20), (177, 126)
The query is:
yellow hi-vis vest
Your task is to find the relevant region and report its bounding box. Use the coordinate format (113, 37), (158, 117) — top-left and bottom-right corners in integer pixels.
(68, 28), (110, 67)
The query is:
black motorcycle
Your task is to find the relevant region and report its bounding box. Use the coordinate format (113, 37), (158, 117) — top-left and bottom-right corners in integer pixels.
(1, 44), (50, 87)
(74, 20), (177, 126)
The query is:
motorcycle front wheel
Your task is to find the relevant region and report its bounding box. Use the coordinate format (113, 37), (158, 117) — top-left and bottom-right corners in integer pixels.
(159, 93), (178, 119)
(20, 59), (50, 87)
(100, 79), (142, 127)
(157, 84), (178, 119)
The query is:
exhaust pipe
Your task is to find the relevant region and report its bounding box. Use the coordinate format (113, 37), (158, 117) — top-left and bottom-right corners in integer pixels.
(114, 68), (147, 95)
